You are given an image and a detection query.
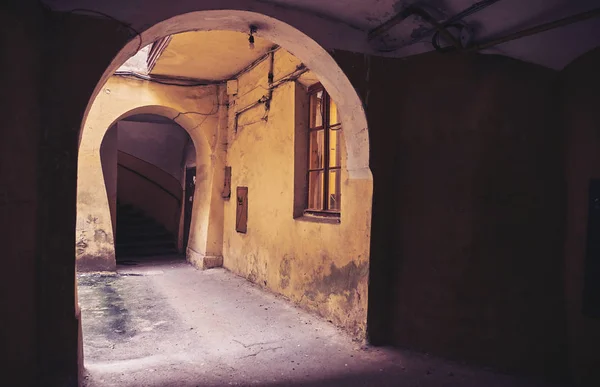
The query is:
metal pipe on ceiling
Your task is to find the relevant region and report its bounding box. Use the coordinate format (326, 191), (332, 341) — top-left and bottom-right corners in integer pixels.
(443, 0), (504, 26)
(401, 0), (505, 49)
(368, 6), (419, 41)
(368, 0), (504, 45)
(464, 7), (600, 53)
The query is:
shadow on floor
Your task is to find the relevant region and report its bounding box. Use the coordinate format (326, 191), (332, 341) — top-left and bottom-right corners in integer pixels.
(116, 254), (186, 267)
(84, 366), (563, 387)
(80, 259), (569, 387)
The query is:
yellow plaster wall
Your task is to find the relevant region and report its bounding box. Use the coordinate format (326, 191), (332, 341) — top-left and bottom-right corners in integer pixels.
(78, 50), (372, 336)
(222, 50), (372, 337)
(77, 76), (225, 271)
(151, 30), (274, 81)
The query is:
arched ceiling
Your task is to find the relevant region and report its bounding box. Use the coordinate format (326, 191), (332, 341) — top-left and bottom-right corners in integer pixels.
(43, 0), (600, 69)
(150, 31), (275, 81)
(114, 30), (280, 82)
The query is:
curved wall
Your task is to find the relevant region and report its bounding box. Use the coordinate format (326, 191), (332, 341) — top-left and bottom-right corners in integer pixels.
(80, 10), (371, 180)
(222, 50), (371, 337)
(77, 76), (224, 272)
(335, 50), (568, 380)
(117, 120), (189, 180)
(117, 151), (182, 236)
(562, 47), (600, 386)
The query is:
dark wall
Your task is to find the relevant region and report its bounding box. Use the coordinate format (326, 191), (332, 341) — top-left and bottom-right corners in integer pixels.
(334, 51), (568, 381)
(36, 11), (130, 386)
(0, 3), (42, 386)
(562, 47), (600, 386)
(117, 151), (183, 236)
(0, 7), (133, 386)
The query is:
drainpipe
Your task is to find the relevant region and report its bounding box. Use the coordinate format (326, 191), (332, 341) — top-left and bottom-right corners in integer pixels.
(233, 53), (308, 133)
(369, 4), (600, 55)
(266, 50), (275, 113)
(368, 0), (504, 50)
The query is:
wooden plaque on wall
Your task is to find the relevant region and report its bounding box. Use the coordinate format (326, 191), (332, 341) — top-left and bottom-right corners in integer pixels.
(236, 186), (248, 233)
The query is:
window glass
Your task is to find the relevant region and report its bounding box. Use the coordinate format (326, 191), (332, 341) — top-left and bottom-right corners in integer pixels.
(328, 169), (341, 211)
(309, 130), (325, 169)
(328, 129), (342, 168)
(329, 98), (340, 126)
(308, 171), (324, 210)
(305, 87), (342, 215)
(309, 91), (324, 128)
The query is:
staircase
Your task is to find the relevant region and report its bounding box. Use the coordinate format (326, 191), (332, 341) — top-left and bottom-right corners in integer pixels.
(115, 202), (178, 260)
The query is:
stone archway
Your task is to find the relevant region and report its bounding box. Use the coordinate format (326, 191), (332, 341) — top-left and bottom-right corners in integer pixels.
(81, 10), (370, 179)
(77, 77), (225, 271)
(78, 11), (373, 273)
(76, 10), (373, 381)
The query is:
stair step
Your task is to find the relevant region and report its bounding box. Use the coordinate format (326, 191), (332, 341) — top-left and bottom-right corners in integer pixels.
(117, 228), (168, 237)
(117, 220), (164, 227)
(117, 218), (159, 226)
(117, 233), (172, 242)
(116, 249), (178, 259)
(116, 244), (177, 252)
(117, 210), (145, 217)
(116, 239), (175, 248)
(116, 202), (177, 258)
(116, 245), (177, 253)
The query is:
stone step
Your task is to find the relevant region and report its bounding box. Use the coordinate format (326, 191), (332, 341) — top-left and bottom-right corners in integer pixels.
(115, 203), (178, 258)
(116, 246), (178, 258)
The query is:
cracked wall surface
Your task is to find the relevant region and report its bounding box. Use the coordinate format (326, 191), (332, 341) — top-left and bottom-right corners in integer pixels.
(77, 48), (372, 337)
(77, 76), (224, 271)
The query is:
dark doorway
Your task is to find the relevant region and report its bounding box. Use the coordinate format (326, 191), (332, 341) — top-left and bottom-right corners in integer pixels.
(101, 114), (193, 262)
(183, 167), (196, 250)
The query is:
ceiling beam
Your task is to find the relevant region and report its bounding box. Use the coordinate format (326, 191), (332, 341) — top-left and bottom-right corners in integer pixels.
(147, 35), (172, 73)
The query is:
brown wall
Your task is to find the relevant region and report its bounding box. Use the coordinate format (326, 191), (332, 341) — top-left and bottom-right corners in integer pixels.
(562, 47), (600, 386)
(36, 10), (131, 386)
(0, 3), (42, 386)
(117, 151), (182, 236)
(389, 54), (566, 379)
(117, 120), (190, 181)
(1, 5), (130, 385)
(334, 51), (568, 381)
(118, 151), (182, 201)
(222, 50), (372, 337)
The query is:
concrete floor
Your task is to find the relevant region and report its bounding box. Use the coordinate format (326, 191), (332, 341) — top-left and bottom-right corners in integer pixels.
(79, 257), (562, 387)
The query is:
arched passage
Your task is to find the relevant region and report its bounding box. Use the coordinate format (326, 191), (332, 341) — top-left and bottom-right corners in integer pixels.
(76, 12), (373, 381)
(78, 12), (372, 302)
(77, 11), (373, 270)
(77, 78), (223, 271)
(100, 113), (196, 261)
(80, 10), (371, 179)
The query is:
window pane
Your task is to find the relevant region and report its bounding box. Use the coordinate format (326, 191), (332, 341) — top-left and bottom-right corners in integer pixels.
(309, 130), (325, 169)
(329, 129), (342, 168)
(310, 91), (324, 128)
(328, 170), (341, 211)
(308, 171), (324, 210)
(329, 97), (340, 126)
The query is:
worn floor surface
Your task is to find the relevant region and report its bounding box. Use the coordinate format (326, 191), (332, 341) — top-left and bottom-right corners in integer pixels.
(79, 257), (563, 387)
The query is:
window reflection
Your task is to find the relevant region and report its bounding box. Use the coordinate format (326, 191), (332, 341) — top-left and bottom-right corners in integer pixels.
(306, 85), (342, 214)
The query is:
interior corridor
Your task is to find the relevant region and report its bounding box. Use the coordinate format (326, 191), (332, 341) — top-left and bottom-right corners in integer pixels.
(80, 257), (558, 387)
(5, 2), (600, 386)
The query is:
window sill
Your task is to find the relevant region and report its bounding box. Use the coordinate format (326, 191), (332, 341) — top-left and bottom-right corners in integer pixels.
(296, 212), (341, 224)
